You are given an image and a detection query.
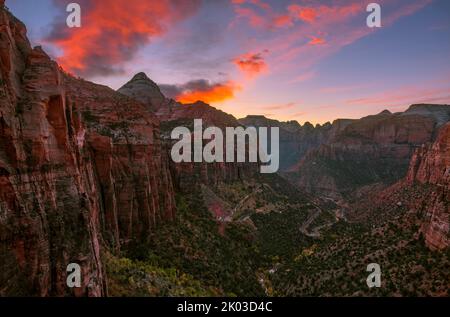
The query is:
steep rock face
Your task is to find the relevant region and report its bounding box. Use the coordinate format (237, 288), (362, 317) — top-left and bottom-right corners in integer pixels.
(287, 106), (449, 199)
(64, 75), (176, 245)
(348, 123), (449, 250)
(405, 123), (449, 250)
(0, 8), (104, 296)
(168, 100), (239, 127)
(0, 6), (175, 296)
(406, 123), (450, 185)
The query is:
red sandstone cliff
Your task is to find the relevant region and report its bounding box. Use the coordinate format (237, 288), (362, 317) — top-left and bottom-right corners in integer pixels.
(405, 123), (449, 250)
(347, 123), (449, 251)
(0, 6), (175, 296)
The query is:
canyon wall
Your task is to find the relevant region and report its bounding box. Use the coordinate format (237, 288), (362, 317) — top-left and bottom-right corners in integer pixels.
(0, 6), (175, 296)
(286, 107), (449, 199)
(406, 123), (450, 250)
(238, 115), (338, 171)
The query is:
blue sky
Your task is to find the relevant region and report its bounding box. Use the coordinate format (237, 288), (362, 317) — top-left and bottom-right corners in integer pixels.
(7, 0), (450, 124)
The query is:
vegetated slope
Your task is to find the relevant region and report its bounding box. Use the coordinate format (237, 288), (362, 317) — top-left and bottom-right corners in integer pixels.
(269, 124), (450, 296)
(115, 173), (319, 296)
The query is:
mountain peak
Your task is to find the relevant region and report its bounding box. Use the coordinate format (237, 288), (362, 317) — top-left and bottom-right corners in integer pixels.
(188, 100), (209, 107)
(131, 72), (152, 82)
(118, 72), (166, 110)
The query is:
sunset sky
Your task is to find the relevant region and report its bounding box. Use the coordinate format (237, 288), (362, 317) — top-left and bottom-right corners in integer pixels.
(7, 0), (450, 124)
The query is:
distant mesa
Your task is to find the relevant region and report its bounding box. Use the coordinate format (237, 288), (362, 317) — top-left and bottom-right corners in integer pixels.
(403, 104), (450, 125)
(378, 109), (392, 115)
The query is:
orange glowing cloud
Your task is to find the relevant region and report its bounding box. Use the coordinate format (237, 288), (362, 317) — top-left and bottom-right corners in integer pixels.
(176, 81), (240, 104)
(288, 6), (317, 23)
(299, 8), (317, 23)
(309, 37), (326, 45)
(232, 1), (362, 31)
(48, 0), (200, 76)
(233, 51), (268, 78)
(287, 3), (362, 25)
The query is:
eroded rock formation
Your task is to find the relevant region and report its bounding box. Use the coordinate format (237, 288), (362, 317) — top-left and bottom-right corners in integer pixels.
(0, 6), (175, 296)
(406, 123), (450, 250)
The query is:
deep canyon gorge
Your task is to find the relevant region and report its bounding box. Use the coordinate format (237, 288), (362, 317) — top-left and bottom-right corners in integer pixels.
(0, 2), (448, 297)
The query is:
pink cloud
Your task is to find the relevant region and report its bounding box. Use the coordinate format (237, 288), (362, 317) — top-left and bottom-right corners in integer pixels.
(290, 111), (306, 118)
(287, 3), (362, 25)
(346, 86), (450, 108)
(287, 5), (318, 23)
(233, 51), (269, 78)
(287, 70), (317, 84)
(263, 102), (296, 110)
(272, 15), (294, 28)
(268, 0), (432, 77)
(234, 6), (265, 28)
(309, 36), (326, 45)
(226, 0), (435, 118)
